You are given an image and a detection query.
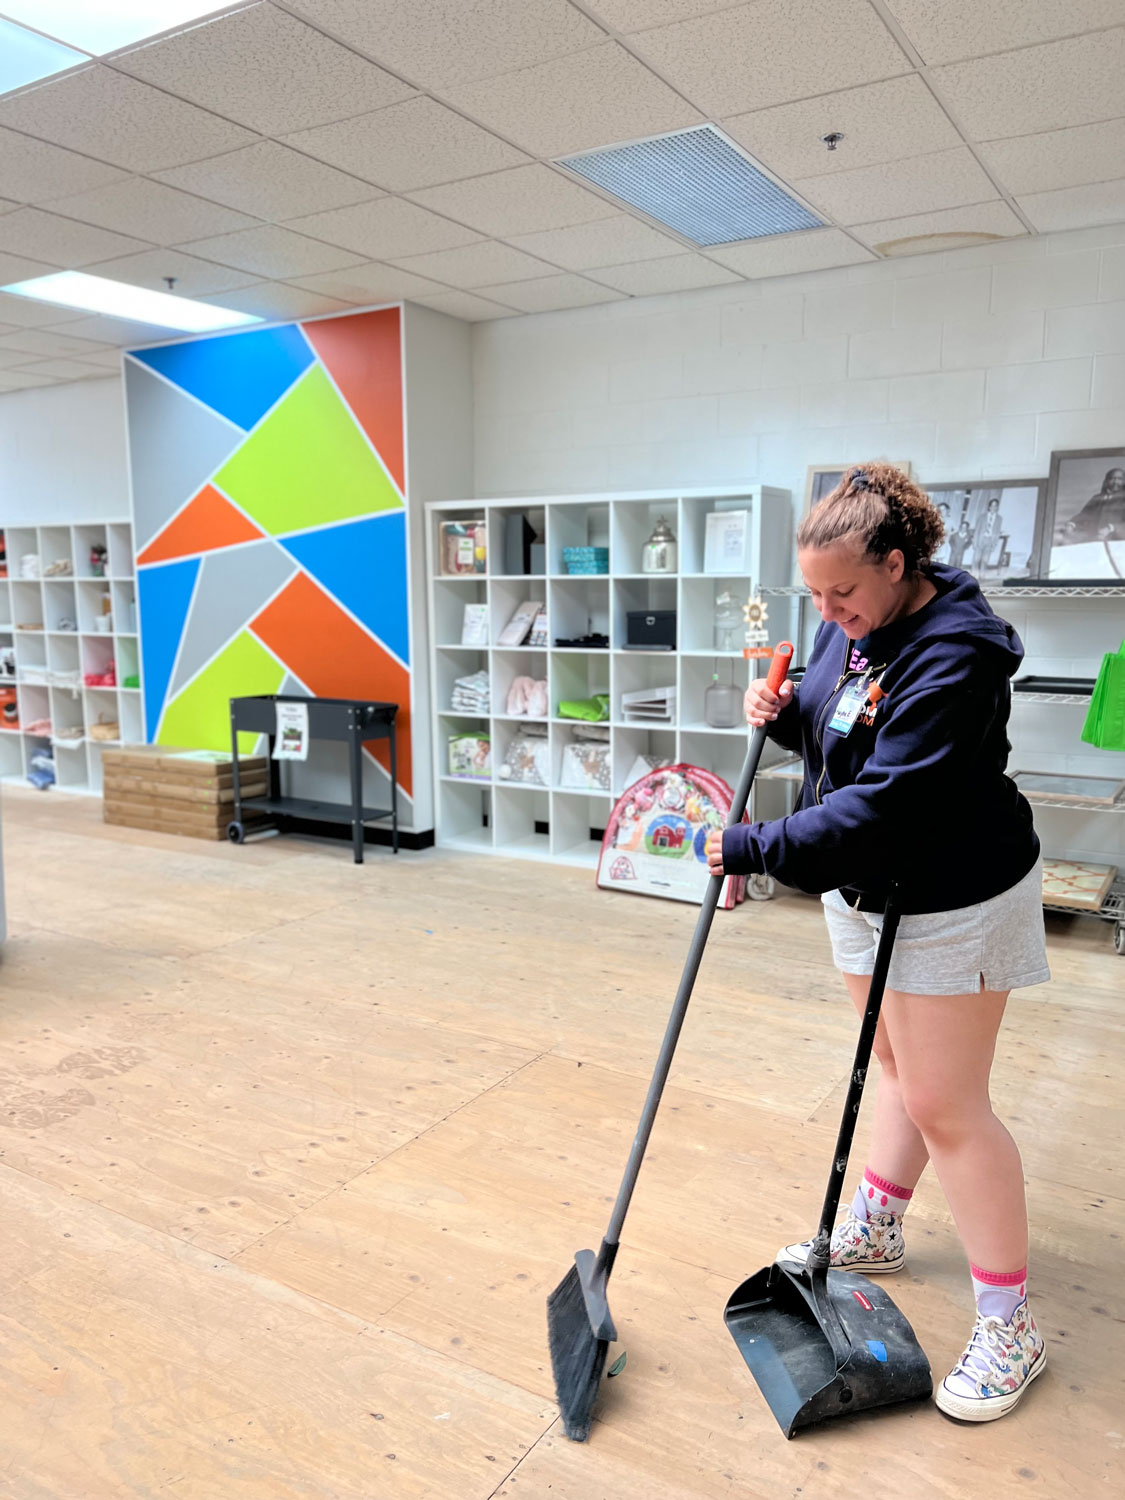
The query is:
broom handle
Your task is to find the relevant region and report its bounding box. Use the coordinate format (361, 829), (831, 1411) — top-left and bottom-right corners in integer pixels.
(807, 888), (901, 1269)
(599, 642), (794, 1263)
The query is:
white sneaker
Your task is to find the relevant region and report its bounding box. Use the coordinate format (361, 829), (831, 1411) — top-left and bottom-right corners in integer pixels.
(936, 1300), (1046, 1422)
(778, 1209), (905, 1274)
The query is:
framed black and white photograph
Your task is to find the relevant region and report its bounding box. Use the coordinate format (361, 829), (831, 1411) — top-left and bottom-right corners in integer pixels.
(804, 461), (911, 515)
(1044, 447), (1125, 581)
(927, 479), (1048, 584)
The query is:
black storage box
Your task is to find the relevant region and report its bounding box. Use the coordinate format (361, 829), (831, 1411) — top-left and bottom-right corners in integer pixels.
(626, 609), (676, 649)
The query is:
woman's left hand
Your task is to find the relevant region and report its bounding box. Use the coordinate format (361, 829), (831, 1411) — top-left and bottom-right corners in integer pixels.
(705, 831), (725, 878)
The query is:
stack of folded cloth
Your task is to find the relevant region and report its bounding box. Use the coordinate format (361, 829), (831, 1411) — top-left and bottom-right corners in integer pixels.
(451, 669), (490, 713)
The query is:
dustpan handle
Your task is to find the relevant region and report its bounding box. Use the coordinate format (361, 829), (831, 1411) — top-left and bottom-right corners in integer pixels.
(806, 887), (902, 1270)
(599, 643), (794, 1262)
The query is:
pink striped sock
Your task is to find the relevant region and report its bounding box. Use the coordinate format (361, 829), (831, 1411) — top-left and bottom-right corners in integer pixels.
(852, 1168), (913, 1223)
(971, 1263), (1027, 1323)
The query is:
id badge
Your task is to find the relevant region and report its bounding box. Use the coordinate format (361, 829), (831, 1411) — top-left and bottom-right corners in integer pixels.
(827, 678), (869, 736)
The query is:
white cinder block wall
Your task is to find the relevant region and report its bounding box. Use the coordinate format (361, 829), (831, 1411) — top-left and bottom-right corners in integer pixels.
(473, 222), (1125, 870)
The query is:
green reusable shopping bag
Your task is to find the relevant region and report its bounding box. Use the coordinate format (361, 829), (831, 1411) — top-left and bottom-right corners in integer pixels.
(557, 693), (610, 722)
(1081, 639), (1125, 751)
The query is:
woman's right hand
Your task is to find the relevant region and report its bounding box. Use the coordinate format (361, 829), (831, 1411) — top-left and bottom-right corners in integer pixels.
(745, 675), (794, 727)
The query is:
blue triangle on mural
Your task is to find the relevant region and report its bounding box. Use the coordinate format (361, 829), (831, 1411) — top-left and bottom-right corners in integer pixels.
(129, 324), (314, 431)
(279, 511), (409, 666)
(138, 555), (201, 740)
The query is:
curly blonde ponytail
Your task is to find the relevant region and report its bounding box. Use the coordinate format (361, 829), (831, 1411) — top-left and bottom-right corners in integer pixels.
(796, 462), (946, 575)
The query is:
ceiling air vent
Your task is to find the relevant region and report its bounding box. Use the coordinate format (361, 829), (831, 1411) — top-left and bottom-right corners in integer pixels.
(555, 124), (823, 247)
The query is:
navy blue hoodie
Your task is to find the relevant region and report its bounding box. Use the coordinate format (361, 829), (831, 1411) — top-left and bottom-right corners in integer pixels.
(721, 565), (1039, 915)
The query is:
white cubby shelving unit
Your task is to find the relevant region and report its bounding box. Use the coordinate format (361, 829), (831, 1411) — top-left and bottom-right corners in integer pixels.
(426, 488), (793, 868)
(0, 519), (140, 795)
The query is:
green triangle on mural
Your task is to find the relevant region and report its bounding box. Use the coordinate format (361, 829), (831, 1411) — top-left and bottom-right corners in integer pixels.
(159, 629), (284, 752)
(214, 364), (403, 536)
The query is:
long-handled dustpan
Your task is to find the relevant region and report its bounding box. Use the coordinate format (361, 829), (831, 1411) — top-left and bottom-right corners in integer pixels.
(548, 642), (795, 1442)
(724, 888), (932, 1436)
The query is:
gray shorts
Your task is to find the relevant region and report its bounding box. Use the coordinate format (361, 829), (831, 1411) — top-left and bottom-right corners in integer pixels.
(821, 858), (1050, 996)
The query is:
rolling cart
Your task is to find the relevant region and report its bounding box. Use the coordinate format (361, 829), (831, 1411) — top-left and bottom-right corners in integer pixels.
(228, 694), (399, 864)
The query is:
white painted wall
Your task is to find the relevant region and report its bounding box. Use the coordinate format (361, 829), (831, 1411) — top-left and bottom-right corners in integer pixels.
(473, 222), (1125, 868)
(0, 374), (128, 524)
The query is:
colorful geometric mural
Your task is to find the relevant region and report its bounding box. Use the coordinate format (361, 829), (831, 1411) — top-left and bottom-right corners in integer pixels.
(124, 307), (411, 799)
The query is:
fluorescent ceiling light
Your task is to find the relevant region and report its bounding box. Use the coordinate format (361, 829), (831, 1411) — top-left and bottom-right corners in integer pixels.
(0, 3), (233, 55)
(557, 124), (823, 247)
(0, 271), (262, 333)
(0, 15), (86, 93)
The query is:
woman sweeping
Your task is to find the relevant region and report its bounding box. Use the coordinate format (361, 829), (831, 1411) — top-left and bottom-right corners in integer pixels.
(706, 463), (1048, 1423)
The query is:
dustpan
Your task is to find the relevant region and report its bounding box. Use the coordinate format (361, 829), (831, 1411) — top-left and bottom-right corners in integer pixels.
(724, 888), (933, 1436)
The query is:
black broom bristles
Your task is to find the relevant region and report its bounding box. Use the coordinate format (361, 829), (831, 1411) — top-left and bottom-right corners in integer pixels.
(546, 1263), (608, 1442)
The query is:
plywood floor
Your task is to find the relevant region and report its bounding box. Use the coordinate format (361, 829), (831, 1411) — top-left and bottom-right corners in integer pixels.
(0, 785), (1121, 1500)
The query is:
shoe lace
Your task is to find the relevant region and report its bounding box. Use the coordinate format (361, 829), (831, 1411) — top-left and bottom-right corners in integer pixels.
(952, 1314), (1007, 1380)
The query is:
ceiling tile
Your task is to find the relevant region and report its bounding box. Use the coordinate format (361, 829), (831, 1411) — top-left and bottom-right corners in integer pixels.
(8, 357), (110, 380)
(850, 200), (1026, 254)
(288, 263), (450, 303)
(981, 120), (1125, 197)
(507, 213), (685, 269)
(31, 313), (167, 346)
(724, 75), (961, 181)
(585, 253), (741, 294)
(203, 282), (355, 321)
(0, 369), (57, 389)
(473, 273), (625, 312)
(286, 0), (604, 88)
(883, 0), (1125, 66)
(0, 289), (90, 326)
(932, 29), (1125, 140)
(443, 41), (701, 157)
(389, 240), (554, 287)
(0, 66), (255, 173)
(407, 164), (612, 237)
(707, 227), (874, 277)
(49, 178), (257, 245)
(0, 126), (128, 204)
(284, 97), (529, 193)
(70, 349), (124, 369)
(586, 1), (736, 28)
(0, 347), (43, 369)
(0, 328), (114, 357)
(0, 208), (149, 268)
(175, 224), (366, 278)
(630, 0), (910, 117)
(155, 143), (380, 222)
(1017, 179), (1125, 235)
(284, 198), (482, 260)
(115, 4), (415, 137)
(793, 147), (997, 226)
(88, 247), (258, 296)
(414, 290), (520, 321)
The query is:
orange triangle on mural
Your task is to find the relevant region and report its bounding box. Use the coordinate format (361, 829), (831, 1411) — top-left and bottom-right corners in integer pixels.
(138, 484), (265, 566)
(300, 308), (404, 495)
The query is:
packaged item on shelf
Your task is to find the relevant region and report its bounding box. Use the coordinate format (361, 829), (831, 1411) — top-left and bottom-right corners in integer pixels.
(89, 543), (108, 577)
(528, 610), (549, 647)
(0, 647), (14, 679)
(52, 726), (84, 743)
(558, 693), (610, 722)
(84, 661), (116, 688)
(0, 687), (18, 729)
(498, 731), (550, 786)
(27, 746), (55, 789)
(559, 737), (612, 791)
(123, 673), (140, 689)
(563, 546), (609, 575)
(20, 553), (40, 579)
(497, 599), (543, 646)
(88, 717), (120, 742)
(460, 602), (488, 646)
(450, 668), (489, 714)
(448, 732), (491, 779)
(506, 676), (548, 718)
(24, 718), (52, 737)
(43, 558), (73, 577)
(626, 609), (676, 649)
(440, 520), (486, 575)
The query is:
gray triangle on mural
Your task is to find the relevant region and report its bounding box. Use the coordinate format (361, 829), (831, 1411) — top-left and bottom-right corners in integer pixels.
(277, 673), (309, 697)
(168, 539), (298, 701)
(125, 358), (243, 550)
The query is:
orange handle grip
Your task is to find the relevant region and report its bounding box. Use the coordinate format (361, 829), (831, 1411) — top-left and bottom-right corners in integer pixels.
(766, 641), (794, 695)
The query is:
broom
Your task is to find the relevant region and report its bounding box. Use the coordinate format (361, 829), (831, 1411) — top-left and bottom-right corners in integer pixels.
(547, 641), (795, 1441)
